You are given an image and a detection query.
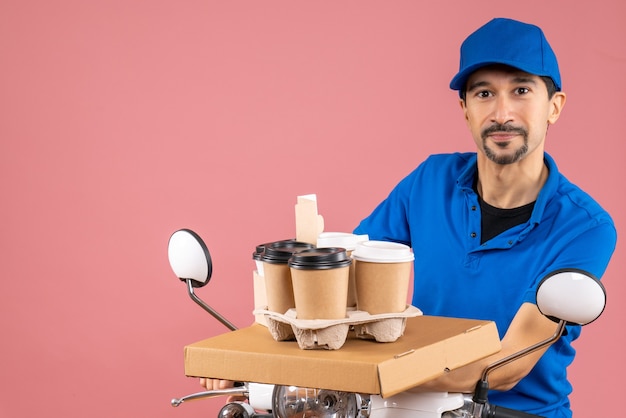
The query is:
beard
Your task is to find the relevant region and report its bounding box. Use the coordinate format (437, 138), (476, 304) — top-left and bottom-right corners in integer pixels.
(481, 123), (529, 165)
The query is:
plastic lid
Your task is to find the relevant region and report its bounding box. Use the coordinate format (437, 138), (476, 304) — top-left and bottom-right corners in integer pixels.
(352, 240), (414, 263)
(252, 239), (297, 261)
(288, 247), (352, 270)
(316, 232), (369, 251)
(260, 240), (315, 264)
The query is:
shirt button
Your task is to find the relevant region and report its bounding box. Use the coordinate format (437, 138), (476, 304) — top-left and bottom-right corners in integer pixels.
(471, 206), (477, 211)
(470, 232), (477, 238)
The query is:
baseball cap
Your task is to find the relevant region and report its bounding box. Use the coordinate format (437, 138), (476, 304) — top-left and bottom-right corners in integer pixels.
(450, 18), (561, 93)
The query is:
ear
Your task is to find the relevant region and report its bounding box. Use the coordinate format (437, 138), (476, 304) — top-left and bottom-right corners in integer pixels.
(548, 92), (566, 125)
(459, 98), (469, 125)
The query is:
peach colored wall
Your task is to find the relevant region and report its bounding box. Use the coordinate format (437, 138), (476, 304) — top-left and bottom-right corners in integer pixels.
(1, 1), (624, 417)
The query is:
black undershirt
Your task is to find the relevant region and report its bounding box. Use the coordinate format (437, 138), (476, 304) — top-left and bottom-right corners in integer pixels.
(474, 182), (535, 244)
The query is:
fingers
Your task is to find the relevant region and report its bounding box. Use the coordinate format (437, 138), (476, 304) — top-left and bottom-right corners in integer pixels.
(197, 380), (247, 404)
(199, 378), (236, 390)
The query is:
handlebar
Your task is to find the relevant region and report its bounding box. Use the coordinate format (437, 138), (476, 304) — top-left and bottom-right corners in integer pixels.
(171, 386), (249, 407)
(484, 404), (542, 418)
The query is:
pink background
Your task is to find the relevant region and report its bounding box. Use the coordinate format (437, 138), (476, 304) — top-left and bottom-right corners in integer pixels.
(1, 1), (624, 417)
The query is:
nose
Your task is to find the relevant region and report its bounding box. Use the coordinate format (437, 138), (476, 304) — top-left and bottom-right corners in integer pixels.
(491, 95), (514, 125)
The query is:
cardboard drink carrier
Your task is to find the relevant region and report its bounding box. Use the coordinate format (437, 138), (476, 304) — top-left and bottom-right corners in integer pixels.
(254, 195), (425, 350)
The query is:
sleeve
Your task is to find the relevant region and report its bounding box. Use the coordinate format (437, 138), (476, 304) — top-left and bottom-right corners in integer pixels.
(352, 167), (419, 247)
(522, 221), (617, 304)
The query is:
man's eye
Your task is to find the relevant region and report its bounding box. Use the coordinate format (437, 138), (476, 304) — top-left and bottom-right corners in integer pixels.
(516, 87), (530, 95)
(477, 90), (491, 98)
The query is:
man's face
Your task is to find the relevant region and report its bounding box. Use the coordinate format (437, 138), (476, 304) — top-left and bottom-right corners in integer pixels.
(461, 65), (565, 165)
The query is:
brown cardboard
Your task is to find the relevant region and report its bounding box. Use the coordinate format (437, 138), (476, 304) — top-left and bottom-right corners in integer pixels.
(257, 305), (422, 349)
(354, 259), (412, 314)
(295, 194), (324, 245)
(184, 315), (501, 398)
(252, 271), (268, 326)
(291, 264), (350, 319)
(263, 262), (295, 314)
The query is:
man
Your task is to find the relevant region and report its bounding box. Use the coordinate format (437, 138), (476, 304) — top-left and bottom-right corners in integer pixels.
(353, 18), (616, 417)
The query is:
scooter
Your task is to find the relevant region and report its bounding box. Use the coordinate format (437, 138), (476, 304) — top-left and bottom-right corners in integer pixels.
(167, 228), (607, 418)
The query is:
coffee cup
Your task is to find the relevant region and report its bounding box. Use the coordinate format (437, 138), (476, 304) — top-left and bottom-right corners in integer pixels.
(317, 232), (368, 307)
(252, 245), (266, 276)
(260, 240), (315, 314)
(253, 239), (298, 277)
(352, 240), (414, 314)
(288, 247), (352, 319)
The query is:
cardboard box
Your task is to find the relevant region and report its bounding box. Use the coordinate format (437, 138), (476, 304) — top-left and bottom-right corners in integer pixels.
(184, 315), (501, 398)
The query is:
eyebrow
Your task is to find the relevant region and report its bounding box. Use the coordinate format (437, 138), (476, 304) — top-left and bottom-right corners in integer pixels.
(467, 76), (538, 93)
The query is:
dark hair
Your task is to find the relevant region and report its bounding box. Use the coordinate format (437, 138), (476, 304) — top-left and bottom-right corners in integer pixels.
(540, 76), (558, 99)
(460, 74), (558, 101)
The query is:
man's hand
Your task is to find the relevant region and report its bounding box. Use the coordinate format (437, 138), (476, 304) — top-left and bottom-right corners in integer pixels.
(199, 378), (247, 402)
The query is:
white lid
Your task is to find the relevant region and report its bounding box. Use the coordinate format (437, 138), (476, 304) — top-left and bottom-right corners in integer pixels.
(317, 232), (369, 251)
(352, 240), (414, 263)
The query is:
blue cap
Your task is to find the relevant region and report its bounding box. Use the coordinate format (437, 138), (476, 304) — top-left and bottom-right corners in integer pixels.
(450, 18), (561, 93)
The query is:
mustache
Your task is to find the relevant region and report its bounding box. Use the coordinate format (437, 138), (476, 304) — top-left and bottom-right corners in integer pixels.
(481, 123), (527, 139)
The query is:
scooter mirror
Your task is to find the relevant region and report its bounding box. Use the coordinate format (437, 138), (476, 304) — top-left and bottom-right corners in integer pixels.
(536, 269), (606, 326)
(476, 268), (607, 403)
(168, 229), (212, 288)
(167, 229), (237, 330)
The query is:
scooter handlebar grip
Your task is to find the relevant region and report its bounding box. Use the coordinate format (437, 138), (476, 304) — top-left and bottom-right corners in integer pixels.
(486, 405), (542, 418)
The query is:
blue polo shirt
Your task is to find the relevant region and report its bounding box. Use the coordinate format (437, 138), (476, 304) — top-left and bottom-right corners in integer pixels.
(353, 152), (616, 418)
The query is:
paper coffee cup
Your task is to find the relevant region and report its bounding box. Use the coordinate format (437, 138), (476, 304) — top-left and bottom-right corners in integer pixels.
(253, 239), (297, 277)
(317, 232), (368, 307)
(260, 240), (315, 314)
(352, 240), (414, 315)
(252, 247), (265, 276)
(288, 247), (352, 319)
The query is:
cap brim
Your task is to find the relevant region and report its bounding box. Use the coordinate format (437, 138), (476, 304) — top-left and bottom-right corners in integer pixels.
(450, 60), (559, 92)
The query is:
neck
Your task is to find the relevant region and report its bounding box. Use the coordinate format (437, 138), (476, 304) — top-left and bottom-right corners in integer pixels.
(476, 155), (548, 209)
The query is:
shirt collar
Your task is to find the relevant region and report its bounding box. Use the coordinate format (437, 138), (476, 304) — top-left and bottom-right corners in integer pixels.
(531, 152), (559, 224)
(456, 152), (560, 225)
(457, 153), (478, 190)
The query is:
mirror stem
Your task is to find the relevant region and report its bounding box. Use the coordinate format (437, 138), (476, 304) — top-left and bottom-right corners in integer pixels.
(480, 319), (566, 382)
(186, 279), (238, 331)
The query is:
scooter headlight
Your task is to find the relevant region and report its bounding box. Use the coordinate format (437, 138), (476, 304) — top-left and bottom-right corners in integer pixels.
(272, 385), (359, 418)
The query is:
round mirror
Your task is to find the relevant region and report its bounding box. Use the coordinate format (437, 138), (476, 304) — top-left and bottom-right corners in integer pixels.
(168, 229), (212, 288)
(536, 269), (606, 326)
